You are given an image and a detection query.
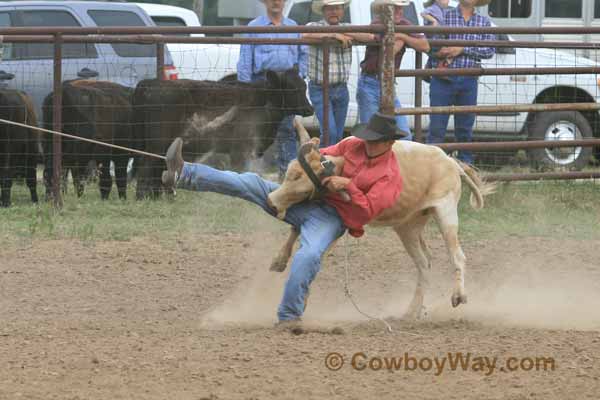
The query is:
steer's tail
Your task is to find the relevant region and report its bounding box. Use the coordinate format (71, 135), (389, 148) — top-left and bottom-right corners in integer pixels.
(454, 159), (496, 210)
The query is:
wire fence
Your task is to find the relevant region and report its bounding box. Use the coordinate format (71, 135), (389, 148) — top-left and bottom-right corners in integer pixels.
(1, 14), (599, 207)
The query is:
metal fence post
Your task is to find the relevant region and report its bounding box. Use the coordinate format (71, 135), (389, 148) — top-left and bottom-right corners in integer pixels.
(321, 40), (331, 146)
(157, 42), (165, 80)
(52, 33), (63, 208)
(379, 3), (396, 115)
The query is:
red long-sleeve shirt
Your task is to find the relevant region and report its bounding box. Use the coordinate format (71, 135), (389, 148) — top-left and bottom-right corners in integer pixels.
(320, 137), (403, 237)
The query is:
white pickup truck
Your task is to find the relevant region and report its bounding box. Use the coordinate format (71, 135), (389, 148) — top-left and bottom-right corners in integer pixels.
(143, 0), (600, 169)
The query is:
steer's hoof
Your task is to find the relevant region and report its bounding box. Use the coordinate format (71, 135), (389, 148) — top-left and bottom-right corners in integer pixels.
(269, 258), (288, 272)
(451, 294), (468, 308)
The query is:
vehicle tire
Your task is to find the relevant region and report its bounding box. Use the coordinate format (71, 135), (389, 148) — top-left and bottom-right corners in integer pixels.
(527, 110), (593, 171)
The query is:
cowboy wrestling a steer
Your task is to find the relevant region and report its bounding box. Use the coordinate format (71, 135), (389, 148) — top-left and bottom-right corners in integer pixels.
(162, 112), (494, 332)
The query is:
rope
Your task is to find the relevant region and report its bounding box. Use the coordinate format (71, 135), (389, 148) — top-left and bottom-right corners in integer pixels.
(342, 233), (393, 333)
(0, 117), (165, 161)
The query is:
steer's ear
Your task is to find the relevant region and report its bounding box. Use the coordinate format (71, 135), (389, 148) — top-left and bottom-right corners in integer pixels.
(265, 70), (281, 88)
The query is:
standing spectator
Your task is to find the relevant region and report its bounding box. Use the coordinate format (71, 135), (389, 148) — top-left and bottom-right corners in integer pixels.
(302, 0), (374, 147)
(356, 0), (430, 141)
(422, 0), (454, 71)
(426, 0), (495, 164)
(237, 0), (309, 181)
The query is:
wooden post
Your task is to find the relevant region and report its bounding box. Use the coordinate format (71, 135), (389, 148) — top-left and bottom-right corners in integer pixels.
(379, 3), (395, 115)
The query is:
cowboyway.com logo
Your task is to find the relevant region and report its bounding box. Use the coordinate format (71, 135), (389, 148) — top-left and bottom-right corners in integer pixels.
(324, 352), (556, 375)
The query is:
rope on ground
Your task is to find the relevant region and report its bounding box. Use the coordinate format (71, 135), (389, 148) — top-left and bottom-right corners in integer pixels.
(0, 117), (165, 160)
(342, 233), (393, 333)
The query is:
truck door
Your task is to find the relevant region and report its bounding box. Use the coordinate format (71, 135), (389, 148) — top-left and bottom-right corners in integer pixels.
(0, 6), (102, 119)
(86, 8), (163, 87)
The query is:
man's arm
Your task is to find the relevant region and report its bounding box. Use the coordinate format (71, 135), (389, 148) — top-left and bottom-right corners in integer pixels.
(319, 137), (351, 157)
(237, 39), (254, 82)
(298, 42), (309, 78)
(395, 33), (430, 53)
(324, 175), (400, 226)
(462, 29), (496, 59)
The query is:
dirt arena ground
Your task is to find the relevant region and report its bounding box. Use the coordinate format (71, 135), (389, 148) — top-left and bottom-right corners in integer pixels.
(1, 229), (599, 399)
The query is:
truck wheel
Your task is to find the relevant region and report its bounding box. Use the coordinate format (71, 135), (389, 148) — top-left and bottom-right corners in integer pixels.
(527, 111), (593, 171)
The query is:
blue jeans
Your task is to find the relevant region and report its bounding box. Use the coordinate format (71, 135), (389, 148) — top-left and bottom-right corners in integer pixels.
(427, 76), (478, 164)
(251, 74), (297, 178)
(275, 115), (297, 179)
(356, 74), (412, 140)
(178, 162), (346, 322)
(309, 82), (349, 147)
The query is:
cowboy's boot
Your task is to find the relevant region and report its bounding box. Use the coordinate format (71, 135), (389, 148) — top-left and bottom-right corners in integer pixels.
(162, 137), (184, 189)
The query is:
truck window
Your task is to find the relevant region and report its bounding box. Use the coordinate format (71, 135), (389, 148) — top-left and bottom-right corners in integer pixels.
(151, 16), (190, 37)
(202, 0), (251, 37)
(545, 0), (582, 18)
(595, 0), (600, 18)
(488, 0), (532, 18)
(0, 12), (12, 60)
(88, 10), (156, 57)
(15, 10), (97, 60)
(288, 1), (351, 25)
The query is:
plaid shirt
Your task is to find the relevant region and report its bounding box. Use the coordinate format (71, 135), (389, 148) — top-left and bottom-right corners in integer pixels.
(307, 20), (352, 85)
(431, 6), (496, 69)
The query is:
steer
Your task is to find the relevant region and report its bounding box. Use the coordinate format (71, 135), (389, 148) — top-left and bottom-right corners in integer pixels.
(43, 80), (134, 200)
(266, 121), (496, 319)
(132, 68), (313, 199)
(0, 89), (42, 207)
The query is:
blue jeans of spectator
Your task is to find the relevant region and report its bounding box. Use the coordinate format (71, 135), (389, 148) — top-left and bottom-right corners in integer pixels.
(178, 161), (346, 322)
(251, 73), (297, 179)
(275, 115), (297, 180)
(309, 81), (349, 147)
(427, 76), (478, 164)
(356, 74), (412, 140)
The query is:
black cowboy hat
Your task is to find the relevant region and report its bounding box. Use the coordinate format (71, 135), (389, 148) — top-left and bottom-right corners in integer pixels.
(351, 112), (409, 141)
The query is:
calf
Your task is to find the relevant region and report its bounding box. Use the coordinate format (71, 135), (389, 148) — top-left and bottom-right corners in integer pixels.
(132, 68), (313, 199)
(0, 89), (41, 207)
(267, 123), (496, 319)
(43, 80), (134, 200)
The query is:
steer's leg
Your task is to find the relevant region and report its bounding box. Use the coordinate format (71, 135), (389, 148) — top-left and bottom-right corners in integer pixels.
(433, 195), (468, 307)
(26, 154), (38, 203)
(114, 156), (128, 200)
(393, 213), (431, 320)
(270, 227), (300, 272)
(0, 159), (11, 207)
(98, 161), (112, 200)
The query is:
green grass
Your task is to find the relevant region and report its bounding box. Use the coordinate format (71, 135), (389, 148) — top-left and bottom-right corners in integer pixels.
(458, 179), (600, 240)
(1, 178), (599, 245)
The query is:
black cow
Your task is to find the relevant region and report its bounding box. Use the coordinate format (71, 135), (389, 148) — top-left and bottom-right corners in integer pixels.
(43, 80), (134, 200)
(0, 89), (42, 207)
(132, 68), (313, 199)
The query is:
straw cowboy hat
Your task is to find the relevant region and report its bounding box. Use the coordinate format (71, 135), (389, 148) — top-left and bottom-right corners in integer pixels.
(311, 0), (351, 15)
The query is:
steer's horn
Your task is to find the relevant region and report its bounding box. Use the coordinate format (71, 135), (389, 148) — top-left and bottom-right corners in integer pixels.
(293, 116), (311, 145)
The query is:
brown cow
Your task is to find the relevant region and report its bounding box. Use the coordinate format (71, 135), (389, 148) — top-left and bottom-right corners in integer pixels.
(0, 89), (41, 207)
(265, 120), (495, 319)
(132, 68), (313, 199)
(43, 80), (134, 200)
